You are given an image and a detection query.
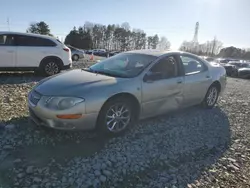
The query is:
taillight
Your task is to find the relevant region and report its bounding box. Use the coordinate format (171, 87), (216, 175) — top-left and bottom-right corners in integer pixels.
(63, 48), (69, 52)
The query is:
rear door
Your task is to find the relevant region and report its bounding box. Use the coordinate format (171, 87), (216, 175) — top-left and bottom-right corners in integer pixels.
(141, 54), (185, 118)
(0, 34), (16, 67)
(180, 54), (212, 107)
(15, 35), (57, 67)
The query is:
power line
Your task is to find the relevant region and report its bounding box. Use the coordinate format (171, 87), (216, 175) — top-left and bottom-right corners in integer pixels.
(7, 17), (10, 31)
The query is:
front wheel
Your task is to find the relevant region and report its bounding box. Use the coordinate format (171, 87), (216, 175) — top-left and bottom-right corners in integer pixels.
(97, 98), (134, 136)
(202, 85), (219, 109)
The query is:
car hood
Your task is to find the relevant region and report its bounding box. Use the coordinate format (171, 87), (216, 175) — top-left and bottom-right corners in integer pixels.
(34, 69), (118, 96)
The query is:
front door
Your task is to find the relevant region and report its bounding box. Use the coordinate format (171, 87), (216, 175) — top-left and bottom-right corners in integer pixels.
(0, 34), (16, 67)
(141, 55), (184, 118)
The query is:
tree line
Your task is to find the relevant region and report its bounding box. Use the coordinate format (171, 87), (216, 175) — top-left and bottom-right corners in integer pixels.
(26, 21), (250, 59)
(179, 37), (223, 57)
(64, 22), (171, 51)
(26, 21), (170, 51)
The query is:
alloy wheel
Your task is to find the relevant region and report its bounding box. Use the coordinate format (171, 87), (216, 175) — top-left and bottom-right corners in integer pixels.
(105, 103), (131, 133)
(73, 55), (79, 61)
(206, 87), (218, 106)
(45, 62), (59, 76)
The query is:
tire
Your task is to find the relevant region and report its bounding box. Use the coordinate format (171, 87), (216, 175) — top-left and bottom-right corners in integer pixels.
(72, 54), (79, 61)
(41, 58), (61, 76)
(202, 84), (220, 109)
(96, 97), (135, 136)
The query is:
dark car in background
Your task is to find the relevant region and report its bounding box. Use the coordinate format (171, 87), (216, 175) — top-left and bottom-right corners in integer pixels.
(109, 51), (120, 57)
(217, 58), (240, 65)
(236, 63), (250, 78)
(223, 61), (250, 77)
(223, 61), (242, 76)
(85, 49), (121, 57)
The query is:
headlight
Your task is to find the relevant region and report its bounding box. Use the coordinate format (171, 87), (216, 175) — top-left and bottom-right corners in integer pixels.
(43, 96), (84, 110)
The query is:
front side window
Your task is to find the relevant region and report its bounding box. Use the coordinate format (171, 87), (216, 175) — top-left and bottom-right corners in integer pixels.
(0, 35), (15, 46)
(180, 55), (207, 75)
(148, 56), (179, 80)
(16, 35), (56, 47)
(87, 53), (157, 78)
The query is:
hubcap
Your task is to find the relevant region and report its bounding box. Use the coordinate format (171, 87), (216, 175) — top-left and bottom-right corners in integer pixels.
(45, 62), (59, 75)
(73, 55), (78, 61)
(105, 104), (131, 133)
(207, 87), (218, 106)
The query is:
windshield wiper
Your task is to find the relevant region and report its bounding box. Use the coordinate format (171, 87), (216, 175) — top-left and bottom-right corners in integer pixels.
(82, 67), (98, 74)
(82, 68), (128, 78)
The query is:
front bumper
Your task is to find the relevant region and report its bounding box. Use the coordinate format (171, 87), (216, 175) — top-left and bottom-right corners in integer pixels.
(28, 92), (98, 130)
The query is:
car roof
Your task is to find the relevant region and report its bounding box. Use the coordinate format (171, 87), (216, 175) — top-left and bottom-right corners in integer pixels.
(123, 49), (192, 57)
(0, 31), (56, 40)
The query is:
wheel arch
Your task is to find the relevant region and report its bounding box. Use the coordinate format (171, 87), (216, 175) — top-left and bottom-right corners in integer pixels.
(97, 92), (141, 125)
(211, 80), (221, 92)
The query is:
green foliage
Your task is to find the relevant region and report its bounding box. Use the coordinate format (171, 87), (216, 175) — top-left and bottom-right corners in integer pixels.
(64, 22), (170, 51)
(218, 46), (250, 60)
(26, 21), (52, 36)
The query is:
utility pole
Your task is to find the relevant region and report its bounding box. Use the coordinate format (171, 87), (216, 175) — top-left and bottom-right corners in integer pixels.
(192, 22), (199, 53)
(211, 36), (216, 56)
(7, 17), (10, 31)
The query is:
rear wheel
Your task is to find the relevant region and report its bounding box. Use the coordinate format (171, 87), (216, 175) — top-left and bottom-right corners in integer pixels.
(72, 54), (79, 61)
(41, 59), (61, 76)
(97, 98), (134, 136)
(202, 84), (220, 109)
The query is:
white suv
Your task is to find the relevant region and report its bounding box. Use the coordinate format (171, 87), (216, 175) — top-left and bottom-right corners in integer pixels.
(0, 31), (72, 76)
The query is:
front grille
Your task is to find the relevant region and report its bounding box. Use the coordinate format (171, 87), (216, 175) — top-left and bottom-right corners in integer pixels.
(29, 90), (41, 106)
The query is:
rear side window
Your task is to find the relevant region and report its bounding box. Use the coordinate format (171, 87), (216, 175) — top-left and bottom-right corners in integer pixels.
(0, 35), (15, 46)
(16, 35), (56, 47)
(180, 55), (207, 75)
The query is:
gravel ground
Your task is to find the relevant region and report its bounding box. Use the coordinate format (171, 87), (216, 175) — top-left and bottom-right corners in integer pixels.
(0, 60), (250, 188)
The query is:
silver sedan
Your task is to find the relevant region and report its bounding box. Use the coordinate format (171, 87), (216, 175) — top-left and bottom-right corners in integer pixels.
(28, 50), (227, 135)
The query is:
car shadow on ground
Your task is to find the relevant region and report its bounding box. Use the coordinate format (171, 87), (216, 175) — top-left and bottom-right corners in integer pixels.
(117, 106), (231, 187)
(0, 106), (231, 187)
(0, 72), (44, 84)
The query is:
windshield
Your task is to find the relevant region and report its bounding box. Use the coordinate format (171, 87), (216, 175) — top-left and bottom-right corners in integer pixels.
(228, 62), (240, 66)
(88, 53), (157, 78)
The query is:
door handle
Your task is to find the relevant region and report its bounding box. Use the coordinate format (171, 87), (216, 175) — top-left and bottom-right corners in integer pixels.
(206, 75), (211, 78)
(7, 50), (14, 53)
(177, 80), (182, 84)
